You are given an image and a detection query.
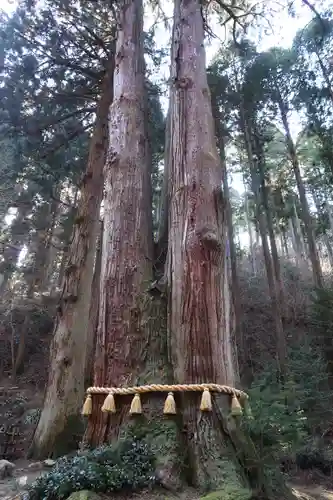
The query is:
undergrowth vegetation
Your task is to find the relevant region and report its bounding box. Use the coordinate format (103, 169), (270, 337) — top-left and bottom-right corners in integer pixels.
(27, 440), (156, 500)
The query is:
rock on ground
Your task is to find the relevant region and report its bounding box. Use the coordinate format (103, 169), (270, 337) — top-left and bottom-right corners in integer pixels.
(0, 460), (15, 479)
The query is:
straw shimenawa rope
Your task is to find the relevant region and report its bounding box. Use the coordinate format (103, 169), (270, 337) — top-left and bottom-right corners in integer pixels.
(82, 383), (249, 417)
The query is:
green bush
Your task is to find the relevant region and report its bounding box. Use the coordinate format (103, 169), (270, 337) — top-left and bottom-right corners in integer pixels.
(295, 438), (333, 475)
(245, 342), (333, 463)
(28, 439), (156, 500)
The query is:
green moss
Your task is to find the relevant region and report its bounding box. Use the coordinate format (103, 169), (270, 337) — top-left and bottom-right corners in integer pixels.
(67, 491), (102, 500)
(200, 484), (251, 500)
(124, 415), (185, 484)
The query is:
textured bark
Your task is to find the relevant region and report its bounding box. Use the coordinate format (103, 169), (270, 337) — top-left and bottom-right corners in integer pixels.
(166, 5), (296, 497)
(87, 0), (163, 443)
(85, 221), (103, 384)
(85, 3), (181, 483)
(29, 59), (114, 459)
(167, 0), (247, 489)
(278, 99), (323, 288)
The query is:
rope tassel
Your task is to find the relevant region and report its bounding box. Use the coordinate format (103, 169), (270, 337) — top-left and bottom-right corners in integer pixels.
(82, 394), (92, 416)
(129, 393), (142, 415)
(231, 394), (243, 416)
(200, 388), (212, 411)
(101, 392), (116, 413)
(243, 398), (253, 419)
(164, 392), (176, 414)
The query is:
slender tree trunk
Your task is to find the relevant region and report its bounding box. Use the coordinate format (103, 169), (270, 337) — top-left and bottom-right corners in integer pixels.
(156, 107), (170, 273)
(216, 125), (245, 364)
(252, 173), (287, 374)
(278, 98), (323, 288)
(281, 229), (289, 259)
(29, 56), (114, 459)
(291, 202), (307, 263)
(244, 189), (256, 274)
(240, 111), (286, 374)
(257, 158), (286, 319)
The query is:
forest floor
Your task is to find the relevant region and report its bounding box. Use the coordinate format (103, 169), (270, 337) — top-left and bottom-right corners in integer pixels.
(1, 464), (333, 500)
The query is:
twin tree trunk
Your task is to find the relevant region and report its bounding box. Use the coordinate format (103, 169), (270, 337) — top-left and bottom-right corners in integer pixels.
(30, 61), (114, 459)
(87, 0), (293, 497)
(32, 0), (296, 496)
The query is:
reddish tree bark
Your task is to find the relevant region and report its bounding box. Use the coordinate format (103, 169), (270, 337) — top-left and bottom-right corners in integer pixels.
(87, 0), (155, 445)
(167, 0), (240, 487)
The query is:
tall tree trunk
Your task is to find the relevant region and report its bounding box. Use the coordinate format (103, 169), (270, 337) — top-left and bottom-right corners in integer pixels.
(240, 112), (286, 375)
(86, 1), (181, 481)
(278, 98), (323, 288)
(252, 172), (287, 375)
(243, 188), (256, 274)
(281, 228), (290, 259)
(213, 108), (245, 365)
(166, 2), (293, 497)
(168, 0), (235, 486)
(256, 154), (286, 319)
(29, 57), (114, 459)
(291, 202), (307, 264)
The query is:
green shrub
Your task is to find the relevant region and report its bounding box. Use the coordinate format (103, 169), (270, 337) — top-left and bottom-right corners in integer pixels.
(295, 438), (333, 475)
(28, 439), (156, 500)
(245, 342), (333, 463)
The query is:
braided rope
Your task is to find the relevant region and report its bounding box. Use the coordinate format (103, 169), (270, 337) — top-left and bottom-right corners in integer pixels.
(86, 383), (248, 399)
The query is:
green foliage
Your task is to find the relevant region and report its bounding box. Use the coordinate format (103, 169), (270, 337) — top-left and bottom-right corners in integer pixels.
(27, 439), (156, 500)
(200, 484), (251, 500)
(246, 342), (332, 462)
(295, 438), (333, 476)
(311, 286), (333, 334)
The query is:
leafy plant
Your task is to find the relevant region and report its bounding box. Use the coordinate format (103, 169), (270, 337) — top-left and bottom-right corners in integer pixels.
(27, 439), (156, 500)
(246, 342), (332, 463)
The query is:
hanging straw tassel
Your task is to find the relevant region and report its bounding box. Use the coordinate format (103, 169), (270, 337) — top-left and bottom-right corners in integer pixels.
(231, 393), (243, 416)
(200, 388), (212, 412)
(82, 394), (92, 416)
(101, 392), (116, 413)
(129, 393), (142, 415)
(242, 397), (253, 419)
(164, 392), (176, 415)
